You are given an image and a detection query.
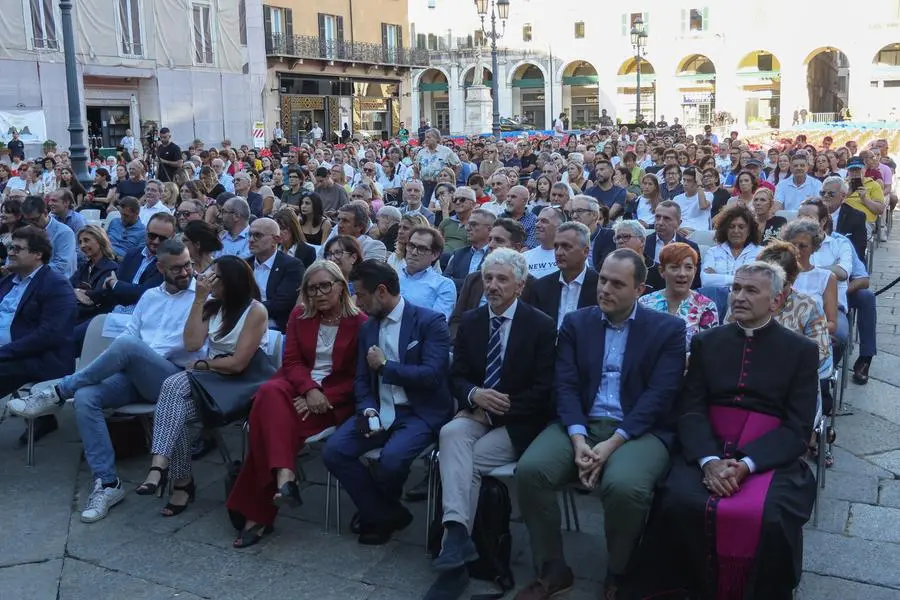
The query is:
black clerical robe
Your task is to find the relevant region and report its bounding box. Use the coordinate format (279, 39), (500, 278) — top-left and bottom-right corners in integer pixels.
(636, 320), (819, 600)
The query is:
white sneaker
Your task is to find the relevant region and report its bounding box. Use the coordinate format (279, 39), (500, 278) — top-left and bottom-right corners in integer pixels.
(81, 478), (126, 523)
(7, 385), (64, 418)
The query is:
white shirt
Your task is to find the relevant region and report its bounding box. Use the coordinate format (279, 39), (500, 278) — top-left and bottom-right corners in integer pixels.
(811, 234), (853, 310)
(252, 252), (276, 302)
(557, 267), (586, 329)
(524, 246), (558, 279)
(654, 234), (677, 263)
(673, 191), (711, 231)
(376, 298), (409, 429)
(774, 175), (823, 211)
(488, 299), (517, 357)
(122, 279), (206, 367)
(311, 126), (324, 140)
(139, 202), (172, 225)
(635, 196), (656, 225)
(701, 243), (761, 288)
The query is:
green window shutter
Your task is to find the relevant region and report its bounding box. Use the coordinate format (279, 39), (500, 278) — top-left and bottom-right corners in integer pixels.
(702, 7), (710, 31)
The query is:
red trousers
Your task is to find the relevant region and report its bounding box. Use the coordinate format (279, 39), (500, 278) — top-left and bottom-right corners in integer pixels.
(225, 377), (352, 526)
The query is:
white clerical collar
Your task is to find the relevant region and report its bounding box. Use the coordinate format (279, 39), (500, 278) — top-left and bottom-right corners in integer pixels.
(736, 317), (772, 337)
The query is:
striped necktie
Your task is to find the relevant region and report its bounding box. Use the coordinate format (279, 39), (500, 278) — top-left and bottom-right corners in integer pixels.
(483, 316), (506, 389)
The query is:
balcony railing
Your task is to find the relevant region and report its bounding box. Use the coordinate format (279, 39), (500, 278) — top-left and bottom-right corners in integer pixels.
(267, 33), (430, 67)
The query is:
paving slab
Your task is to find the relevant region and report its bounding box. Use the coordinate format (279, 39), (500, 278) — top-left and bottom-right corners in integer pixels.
(830, 412), (900, 456)
(868, 449), (900, 476)
(818, 470), (880, 504)
(878, 480), (900, 509)
(797, 573), (900, 600)
(802, 529), (900, 590)
(0, 559), (62, 600)
(847, 504), (900, 544)
(58, 558), (204, 600)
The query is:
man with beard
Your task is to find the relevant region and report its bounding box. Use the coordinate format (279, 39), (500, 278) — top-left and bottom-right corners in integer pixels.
(216, 197), (252, 259)
(585, 160), (626, 220)
(10, 239), (207, 524)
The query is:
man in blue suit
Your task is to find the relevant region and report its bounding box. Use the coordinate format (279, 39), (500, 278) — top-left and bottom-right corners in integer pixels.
(0, 226), (77, 442)
(514, 248), (686, 600)
(323, 260), (453, 545)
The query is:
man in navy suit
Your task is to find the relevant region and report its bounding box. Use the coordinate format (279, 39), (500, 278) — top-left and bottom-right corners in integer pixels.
(323, 260), (453, 545)
(514, 248), (686, 600)
(821, 176), (868, 262)
(0, 226), (77, 442)
(245, 217), (304, 332)
(531, 222), (599, 328)
(642, 200), (702, 291)
(443, 208), (495, 291)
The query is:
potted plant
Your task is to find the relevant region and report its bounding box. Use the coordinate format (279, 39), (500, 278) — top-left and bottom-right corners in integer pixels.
(0, 141), (7, 156)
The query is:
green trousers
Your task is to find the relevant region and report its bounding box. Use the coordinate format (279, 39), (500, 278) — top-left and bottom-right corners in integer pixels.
(515, 420), (669, 575)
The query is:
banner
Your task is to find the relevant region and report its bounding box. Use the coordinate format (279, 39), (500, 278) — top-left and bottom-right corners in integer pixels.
(0, 110), (48, 144)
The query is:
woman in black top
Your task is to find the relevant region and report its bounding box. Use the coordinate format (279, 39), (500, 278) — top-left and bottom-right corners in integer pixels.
(298, 192), (330, 245)
(751, 188), (786, 245)
(59, 167), (88, 207)
(199, 166), (225, 199)
(113, 160), (147, 201)
(71, 225), (119, 323)
(703, 168), (732, 219)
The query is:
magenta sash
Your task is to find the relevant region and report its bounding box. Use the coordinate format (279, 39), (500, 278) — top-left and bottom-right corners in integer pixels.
(707, 406), (781, 600)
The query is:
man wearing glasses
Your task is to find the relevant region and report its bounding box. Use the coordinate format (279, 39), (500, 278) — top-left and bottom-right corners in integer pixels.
(216, 197), (252, 259)
(11, 239), (207, 524)
(246, 217), (304, 332)
(438, 186), (477, 253)
(20, 195), (77, 278)
(398, 227), (456, 320)
(175, 199), (206, 233)
(445, 206), (496, 291)
(234, 171), (264, 218)
(479, 146), (501, 179)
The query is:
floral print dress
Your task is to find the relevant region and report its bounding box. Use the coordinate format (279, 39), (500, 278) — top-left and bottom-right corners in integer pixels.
(639, 290), (720, 347)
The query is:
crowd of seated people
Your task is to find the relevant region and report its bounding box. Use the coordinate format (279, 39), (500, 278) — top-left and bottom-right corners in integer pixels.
(0, 126), (894, 600)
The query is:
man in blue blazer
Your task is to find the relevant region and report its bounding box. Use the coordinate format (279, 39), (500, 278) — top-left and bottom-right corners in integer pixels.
(323, 260), (453, 545)
(0, 226), (77, 441)
(642, 200), (702, 291)
(514, 248), (686, 600)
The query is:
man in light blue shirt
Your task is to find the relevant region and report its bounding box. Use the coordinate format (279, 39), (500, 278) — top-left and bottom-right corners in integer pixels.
(774, 151), (822, 211)
(48, 189), (87, 234)
(212, 158), (235, 193)
(398, 228), (456, 320)
(105, 197), (146, 258)
(216, 197), (252, 259)
(21, 195), (76, 278)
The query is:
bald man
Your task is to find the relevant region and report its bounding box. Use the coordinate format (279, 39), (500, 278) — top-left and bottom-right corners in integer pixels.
(247, 217), (305, 332)
(501, 184), (539, 248)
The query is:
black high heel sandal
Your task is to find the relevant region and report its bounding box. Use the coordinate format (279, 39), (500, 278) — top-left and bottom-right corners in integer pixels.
(135, 466), (169, 497)
(233, 523), (274, 549)
(160, 479), (195, 517)
(272, 479), (303, 508)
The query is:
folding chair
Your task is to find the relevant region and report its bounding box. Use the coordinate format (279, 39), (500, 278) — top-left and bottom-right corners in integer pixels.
(688, 229), (715, 247)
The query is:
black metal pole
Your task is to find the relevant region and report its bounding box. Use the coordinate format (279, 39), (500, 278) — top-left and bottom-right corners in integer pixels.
(60, 0), (91, 189)
(490, 7), (501, 138)
(635, 51), (642, 124)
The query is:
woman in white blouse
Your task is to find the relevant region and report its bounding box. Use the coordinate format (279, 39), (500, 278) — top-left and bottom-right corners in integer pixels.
(700, 204), (762, 288)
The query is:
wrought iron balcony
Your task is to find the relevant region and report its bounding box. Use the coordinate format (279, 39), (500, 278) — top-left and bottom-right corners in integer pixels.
(267, 33), (430, 67)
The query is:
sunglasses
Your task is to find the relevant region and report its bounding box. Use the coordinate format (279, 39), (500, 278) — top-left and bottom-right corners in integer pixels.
(451, 197), (471, 204)
(146, 232), (169, 242)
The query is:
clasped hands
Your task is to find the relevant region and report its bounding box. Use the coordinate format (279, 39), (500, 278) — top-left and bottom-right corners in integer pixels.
(572, 436), (621, 489)
(292, 388), (333, 420)
(701, 458), (750, 498)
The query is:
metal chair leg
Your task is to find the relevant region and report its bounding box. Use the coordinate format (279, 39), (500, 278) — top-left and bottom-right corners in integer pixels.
(336, 479), (342, 535)
(567, 490), (581, 533)
(563, 490), (572, 531)
(819, 418), (827, 490)
(325, 472), (332, 533)
(26, 418), (35, 467)
(425, 449), (439, 553)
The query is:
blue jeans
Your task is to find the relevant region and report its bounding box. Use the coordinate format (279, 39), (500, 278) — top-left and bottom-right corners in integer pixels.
(848, 289), (877, 358)
(60, 335), (181, 483)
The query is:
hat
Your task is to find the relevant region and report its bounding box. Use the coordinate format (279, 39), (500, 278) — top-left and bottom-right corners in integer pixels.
(745, 159), (763, 168)
(315, 166), (329, 177)
(847, 157), (865, 170)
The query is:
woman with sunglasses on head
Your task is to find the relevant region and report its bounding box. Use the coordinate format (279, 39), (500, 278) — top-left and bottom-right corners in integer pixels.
(70, 225), (118, 323)
(226, 260), (367, 548)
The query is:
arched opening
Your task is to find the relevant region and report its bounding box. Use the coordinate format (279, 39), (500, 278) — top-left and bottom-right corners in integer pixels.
(737, 50), (781, 129)
(805, 47), (849, 123)
(417, 69), (450, 135)
(617, 57), (656, 124)
(676, 54), (716, 127)
(871, 44), (900, 120)
(462, 65), (493, 90)
(561, 61), (599, 129)
(511, 63), (546, 128)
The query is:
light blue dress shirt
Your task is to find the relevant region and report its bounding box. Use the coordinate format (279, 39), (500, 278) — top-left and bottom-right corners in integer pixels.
(44, 217), (77, 279)
(398, 266), (457, 320)
(216, 226), (252, 259)
(567, 304), (637, 440)
(468, 246), (489, 274)
(132, 246), (155, 283)
(0, 266), (41, 346)
(55, 210), (87, 235)
(107, 218), (146, 257)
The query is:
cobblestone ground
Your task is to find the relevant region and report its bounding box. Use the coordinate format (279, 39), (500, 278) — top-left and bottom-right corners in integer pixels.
(1, 218), (899, 600)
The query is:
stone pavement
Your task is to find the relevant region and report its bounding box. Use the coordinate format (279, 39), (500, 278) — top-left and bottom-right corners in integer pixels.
(2, 228), (900, 600)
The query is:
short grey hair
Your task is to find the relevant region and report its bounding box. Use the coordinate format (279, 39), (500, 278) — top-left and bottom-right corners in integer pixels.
(481, 247), (528, 283)
(211, 157), (225, 169)
(403, 178), (424, 191)
(223, 197), (251, 220)
(352, 184), (373, 199)
(735, 261), (786, 299)
(557, 221), (590, 247)
(570, 194), (600, 212)
(822, 175), (849, 194)
(470, 208), (497, 223)
(780, 218), (824, 252)
(146, 178), (163, 191)
(567, 152), (585, 165)
(424, 128), (442, 141)
(454, 186), (476, 202)
(551, 182), (571, 198)
(614, 219), (647, 240)
(377, 205), (402, 223)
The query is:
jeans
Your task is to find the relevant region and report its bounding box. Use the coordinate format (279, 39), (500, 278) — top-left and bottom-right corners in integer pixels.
(848, 289), (877, 358)
(60, 335), (181, 483)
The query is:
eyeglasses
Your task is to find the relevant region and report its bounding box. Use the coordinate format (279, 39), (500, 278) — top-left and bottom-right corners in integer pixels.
(363, 169), (375, 174)
(325, 250), (345, 260)
(146, 232), (170, 242)
(451, 197), (471, 204)
(570, 208), (597, 216)
(306, 281), (335, 297)
(249, 231), (271, 239)
(820, 190), (838, 198)
(7, 244), (28, 254)
(164, 261), (192, 274)
(406, 242), (432, 255)
(614, 234), (634, 243)
(176, 210), (198, 218)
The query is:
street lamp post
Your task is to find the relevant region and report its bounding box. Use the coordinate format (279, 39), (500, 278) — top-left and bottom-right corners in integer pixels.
(475, 0), (509, 138)
(59, 0), (91, 189)
(630, 17), (648, 124)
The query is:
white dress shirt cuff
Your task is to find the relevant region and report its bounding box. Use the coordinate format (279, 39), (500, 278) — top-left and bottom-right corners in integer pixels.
(740, 456), (757, 473)
(567, 425), (588, 438)
(699, 455), (720, 468)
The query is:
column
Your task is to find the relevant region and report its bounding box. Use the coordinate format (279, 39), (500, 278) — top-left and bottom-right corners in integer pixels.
(779, 58), (806, 130)
(714, 69), (741, 130)
(410, 78), (421, 128)
(847, 52), (872, 121)
(449, 63), (465, 134)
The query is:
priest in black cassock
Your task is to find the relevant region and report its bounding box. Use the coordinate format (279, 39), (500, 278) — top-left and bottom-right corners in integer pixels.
(634, 261), (819, 600)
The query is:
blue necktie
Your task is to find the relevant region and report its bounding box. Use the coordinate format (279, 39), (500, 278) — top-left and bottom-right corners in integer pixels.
(484, 316), (505, 389)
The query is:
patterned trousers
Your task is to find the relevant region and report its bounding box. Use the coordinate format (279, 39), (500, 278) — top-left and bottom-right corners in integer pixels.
(151, 371), (199, 481)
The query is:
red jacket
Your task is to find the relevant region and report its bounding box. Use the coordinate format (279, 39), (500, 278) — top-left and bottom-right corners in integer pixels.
(278, 306), (367, 420)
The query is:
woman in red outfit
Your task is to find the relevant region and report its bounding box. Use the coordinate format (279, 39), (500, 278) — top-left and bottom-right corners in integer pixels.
(226, 259), (367, 548)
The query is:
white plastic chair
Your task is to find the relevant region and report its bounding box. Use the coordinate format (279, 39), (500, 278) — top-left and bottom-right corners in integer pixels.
(80, 209), (101, 221)
(688, 229), (716, 247)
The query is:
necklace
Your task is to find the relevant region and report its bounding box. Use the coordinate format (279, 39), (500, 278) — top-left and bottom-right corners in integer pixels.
(317, 322), (339, 346)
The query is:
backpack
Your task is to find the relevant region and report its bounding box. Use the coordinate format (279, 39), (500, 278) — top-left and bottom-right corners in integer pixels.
(429, 475), (515, 599)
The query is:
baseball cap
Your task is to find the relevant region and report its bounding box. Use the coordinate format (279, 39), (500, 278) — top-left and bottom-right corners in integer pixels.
(315, 166), (329, 177)
(745, 159), (763, 168)
(847, 157), (865, 170)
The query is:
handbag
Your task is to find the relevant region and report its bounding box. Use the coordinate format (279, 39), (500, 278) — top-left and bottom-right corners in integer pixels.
(187, 348), (276, 428)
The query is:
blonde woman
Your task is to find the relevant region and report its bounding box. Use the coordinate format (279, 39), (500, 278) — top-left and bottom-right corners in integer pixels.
(71, 225), (119, 322)
(273, 208), (316, 267)
(162, 182), (180, 210)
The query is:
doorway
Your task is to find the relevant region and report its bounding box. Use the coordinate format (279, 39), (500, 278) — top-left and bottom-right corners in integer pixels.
(87, 106), (132, 154)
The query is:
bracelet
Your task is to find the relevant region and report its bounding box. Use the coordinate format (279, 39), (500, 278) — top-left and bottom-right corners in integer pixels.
(194, 360), (210, 371)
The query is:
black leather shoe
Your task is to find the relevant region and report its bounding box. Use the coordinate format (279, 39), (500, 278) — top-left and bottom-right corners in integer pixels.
(357, 506), (413, 545)
(852, 357), (871, 385)
(404, 473), (430, 502)
(17, 414), (59, 447)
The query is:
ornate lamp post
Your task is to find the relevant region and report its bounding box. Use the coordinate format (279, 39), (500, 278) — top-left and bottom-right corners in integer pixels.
(475, 0), (509, 137)
(630, 16), (648, 123)
(60, 0), (91, 188)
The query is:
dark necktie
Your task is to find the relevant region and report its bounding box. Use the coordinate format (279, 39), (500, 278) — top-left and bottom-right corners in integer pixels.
(484, 316), (506, 389)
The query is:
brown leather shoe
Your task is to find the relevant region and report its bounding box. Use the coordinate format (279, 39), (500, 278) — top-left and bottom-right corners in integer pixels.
(514, 561), (574, 599)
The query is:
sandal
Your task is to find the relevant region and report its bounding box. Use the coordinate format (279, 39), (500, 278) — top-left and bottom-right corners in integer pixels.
(135, 466), (169, 497)
(272, 479), (303, 508)
(825, 450), (834, 468)
(232, 523), (274, 549)
(160, 479), (195, 517)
